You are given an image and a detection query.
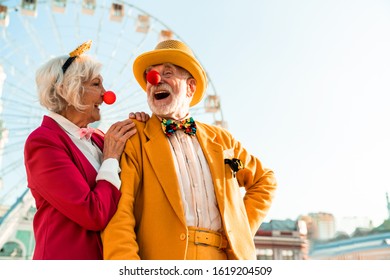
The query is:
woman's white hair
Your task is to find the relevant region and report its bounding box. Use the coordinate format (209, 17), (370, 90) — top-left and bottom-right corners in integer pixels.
(36, 55), (102, 113)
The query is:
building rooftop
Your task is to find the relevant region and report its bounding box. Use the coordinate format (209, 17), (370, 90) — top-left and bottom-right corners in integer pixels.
(259, 219), (298, 231)
(309, 231), (390, 258)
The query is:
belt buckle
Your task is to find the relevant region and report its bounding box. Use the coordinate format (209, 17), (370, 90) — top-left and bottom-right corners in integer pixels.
(193, 229), (210, 246)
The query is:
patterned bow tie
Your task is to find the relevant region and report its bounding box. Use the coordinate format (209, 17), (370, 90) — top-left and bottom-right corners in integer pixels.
(161, 117), (197, 137)
(79, 127), (95, 140)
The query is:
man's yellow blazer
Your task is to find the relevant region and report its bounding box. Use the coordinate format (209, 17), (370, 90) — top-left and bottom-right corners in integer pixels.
(101, 114), (276, 259)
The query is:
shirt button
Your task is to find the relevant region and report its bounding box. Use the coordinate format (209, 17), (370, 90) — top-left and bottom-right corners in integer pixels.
(180, 233), (186, 240)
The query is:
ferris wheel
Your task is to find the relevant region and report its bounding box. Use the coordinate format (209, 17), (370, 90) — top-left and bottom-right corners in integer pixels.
(0, 0), (226, 209)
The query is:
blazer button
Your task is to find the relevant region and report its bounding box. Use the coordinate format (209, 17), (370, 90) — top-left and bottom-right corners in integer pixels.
(180, 233), (186, 240)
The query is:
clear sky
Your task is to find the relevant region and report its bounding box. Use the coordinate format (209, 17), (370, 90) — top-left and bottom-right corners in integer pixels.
(1, 0), (390, 231)
(131, 0), (390, 228)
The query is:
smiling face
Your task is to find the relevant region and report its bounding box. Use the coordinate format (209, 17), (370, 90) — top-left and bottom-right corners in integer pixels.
(80, 75), (106, 124)
(145, 63), (196, 120)
(61, 74), (105, 127)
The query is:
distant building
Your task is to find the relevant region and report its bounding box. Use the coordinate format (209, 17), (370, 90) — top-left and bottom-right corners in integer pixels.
(300, 212), (336, 241)
(309, 197), (390, 260)
(254, 219), (309, 260)
(309, 231), (390, 260)
(0, 190), (35, 259)
(308, 193), (390, 260)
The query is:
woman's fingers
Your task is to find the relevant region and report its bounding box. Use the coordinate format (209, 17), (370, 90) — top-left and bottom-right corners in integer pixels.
(129, 111), (150, 122)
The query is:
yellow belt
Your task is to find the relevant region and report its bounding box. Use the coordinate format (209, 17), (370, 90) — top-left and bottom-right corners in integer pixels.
(187, 227), (228, 250)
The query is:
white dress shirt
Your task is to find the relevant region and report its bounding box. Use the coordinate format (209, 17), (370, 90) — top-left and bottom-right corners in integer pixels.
(48, 112), (121, 189)
(167, 129), (222, 231)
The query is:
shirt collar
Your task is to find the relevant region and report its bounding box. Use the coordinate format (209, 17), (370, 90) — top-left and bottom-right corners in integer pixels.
(48, 111), (84, 139)
(156, 113), (192, 122)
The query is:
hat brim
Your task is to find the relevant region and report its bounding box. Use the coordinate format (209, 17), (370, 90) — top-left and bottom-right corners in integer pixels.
(133, 49), (207, 107)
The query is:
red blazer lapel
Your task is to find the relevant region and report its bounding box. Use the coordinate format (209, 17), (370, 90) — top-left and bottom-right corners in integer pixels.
(91, 130), (104, 151)
(40, 116), (98, 186)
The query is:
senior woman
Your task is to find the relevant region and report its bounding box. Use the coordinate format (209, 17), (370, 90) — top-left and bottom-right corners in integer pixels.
(24, 41), (147, 260)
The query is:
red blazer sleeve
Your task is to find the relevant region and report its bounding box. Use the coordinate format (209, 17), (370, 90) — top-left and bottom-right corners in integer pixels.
(24, 117), (121, 231)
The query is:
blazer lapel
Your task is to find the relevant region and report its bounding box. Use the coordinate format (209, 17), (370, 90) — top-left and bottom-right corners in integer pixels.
(91, 132), (104, 151)
(41, 116), (97, 185)
(144, 115), (186, 226)
(195, 123), (226, 216)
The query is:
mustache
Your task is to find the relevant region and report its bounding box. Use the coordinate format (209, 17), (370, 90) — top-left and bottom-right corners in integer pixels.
(152, 83), (173, 94)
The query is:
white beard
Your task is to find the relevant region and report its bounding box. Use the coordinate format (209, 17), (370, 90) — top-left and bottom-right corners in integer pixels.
(147, 84), (191, 119)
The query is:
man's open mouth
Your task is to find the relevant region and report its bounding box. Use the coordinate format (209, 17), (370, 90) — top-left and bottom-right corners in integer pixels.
(155, 91), (170, 100)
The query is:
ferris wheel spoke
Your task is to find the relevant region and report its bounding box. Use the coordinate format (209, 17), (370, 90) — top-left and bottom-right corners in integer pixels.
(16, 12), (48, 61)
(2, 88), (39, 103)
(103, 93), (146, 115)
(0, 152), (24, 176)
(0, 173), (28, 205)
(44, 4), (65, 54)
(106, 33), (151, 90)
(0, 136), (28, 150)
(103, 15), (131, 74)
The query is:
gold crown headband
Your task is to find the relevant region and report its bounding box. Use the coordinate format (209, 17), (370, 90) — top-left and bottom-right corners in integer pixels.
(61, 40), (92, 74)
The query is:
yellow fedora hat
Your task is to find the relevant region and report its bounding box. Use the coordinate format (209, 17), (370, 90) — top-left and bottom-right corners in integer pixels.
(133, 40), (207, 107)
